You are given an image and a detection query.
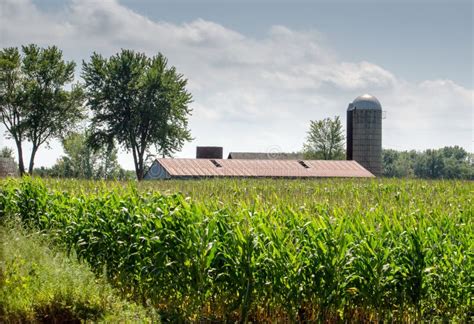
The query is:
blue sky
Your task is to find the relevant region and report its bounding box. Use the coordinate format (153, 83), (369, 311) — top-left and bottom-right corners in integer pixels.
(1, 0), (473, 169)
(124, 0), (473, 86)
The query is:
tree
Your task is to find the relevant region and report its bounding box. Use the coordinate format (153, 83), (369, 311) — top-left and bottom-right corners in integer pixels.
(82, 50), (192, 180)
(60, 131), (97, 178)
(54, 131), (123, 179)
(0, 147), (15, 159)
(382, 149), (416, 178)
(414, 149), (445, 179)
(303, 116), (345, 160)
(0, 47), (26, 174)
(382, 149), (398, 177)
(0, 45), (85, 175)
(436, 146), (472, 179)
(96, 145), (122, 180)
(22, 45), (85, 174)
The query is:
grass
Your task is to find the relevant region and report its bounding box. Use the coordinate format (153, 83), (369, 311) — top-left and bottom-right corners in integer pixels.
(0, 177), (472, 322)
(0, 219), (160, 323)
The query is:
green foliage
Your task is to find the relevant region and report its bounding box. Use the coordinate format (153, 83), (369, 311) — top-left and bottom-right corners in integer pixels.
(0, 221), (159, 322)
(0, 147), (14, 159)
(303, 116), (345, 160)
(0, 178), (471, 322)
(82, 50), (193, 180)
(0, 45), (85, 175)
(52, 131), (123, 179)
(0, 47), (26, 174)
(383, 146), (473, 179)
(382, 149), (415, 178)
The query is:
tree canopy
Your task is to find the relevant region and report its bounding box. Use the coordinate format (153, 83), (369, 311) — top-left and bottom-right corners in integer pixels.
(82, 50), (192, 180)
(303, 116), (345, 160)
(0, 147), (15, 159)
(383, 146), (473, 180)
(46, 131), (123, 180)
(0, 47), (26, 173)
(0, 45), (84, 175)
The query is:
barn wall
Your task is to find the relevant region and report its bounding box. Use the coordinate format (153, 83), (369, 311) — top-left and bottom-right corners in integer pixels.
(144, 161), (170, 180)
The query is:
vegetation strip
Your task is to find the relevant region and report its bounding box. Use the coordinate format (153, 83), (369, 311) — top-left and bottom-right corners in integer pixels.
(0, 178), (472, 321)
(0, 221), (159, 322)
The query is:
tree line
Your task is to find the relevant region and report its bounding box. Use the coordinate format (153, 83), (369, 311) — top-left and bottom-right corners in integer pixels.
(0, 45), (192, 180)
(382, 146), (473, 180)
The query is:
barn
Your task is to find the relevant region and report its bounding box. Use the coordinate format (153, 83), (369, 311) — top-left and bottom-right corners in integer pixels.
(144, 158), (374, 179)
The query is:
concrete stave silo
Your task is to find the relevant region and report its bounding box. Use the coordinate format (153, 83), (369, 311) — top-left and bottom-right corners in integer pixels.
(347, 94), (382, 176)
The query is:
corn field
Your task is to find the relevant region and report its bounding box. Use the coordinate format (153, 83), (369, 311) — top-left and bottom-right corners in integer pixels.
(0, 177), (472, 322)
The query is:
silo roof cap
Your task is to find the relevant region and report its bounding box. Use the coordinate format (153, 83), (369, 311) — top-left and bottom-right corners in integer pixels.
(348, 94), (382, 111)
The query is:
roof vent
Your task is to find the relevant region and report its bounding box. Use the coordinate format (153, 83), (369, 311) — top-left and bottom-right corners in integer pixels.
(298, 160), (310, 168)
(210, 159), (222, 167)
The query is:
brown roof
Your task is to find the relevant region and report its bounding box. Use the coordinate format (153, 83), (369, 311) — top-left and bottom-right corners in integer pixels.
(155, 158), (374, 178)
(228, 152), (304, 160)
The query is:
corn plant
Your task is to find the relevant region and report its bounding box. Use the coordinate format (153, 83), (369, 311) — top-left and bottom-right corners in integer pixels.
(0, 177), (472, 322)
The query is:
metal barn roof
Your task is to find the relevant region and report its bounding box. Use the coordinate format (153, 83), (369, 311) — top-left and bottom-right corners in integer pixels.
(150, 158), (374, 179)
(228, 152), (304, 160)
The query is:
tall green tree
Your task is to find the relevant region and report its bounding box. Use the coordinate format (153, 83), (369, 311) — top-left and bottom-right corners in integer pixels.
(22, 45), (85, 174)
(82, 50), (192, 180)
(303, 116), (345, 160)
(0, 48), (26, 174)
(0, 45), (84, 175)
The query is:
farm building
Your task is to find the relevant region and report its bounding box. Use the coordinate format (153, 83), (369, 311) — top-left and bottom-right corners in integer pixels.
(144, 158), (374, 179)
(144, 94), (382, 180)
(0, 157), (17, 177)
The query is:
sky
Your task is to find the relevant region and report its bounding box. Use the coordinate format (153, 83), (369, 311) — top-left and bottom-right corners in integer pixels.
(0, 0), (473, 170)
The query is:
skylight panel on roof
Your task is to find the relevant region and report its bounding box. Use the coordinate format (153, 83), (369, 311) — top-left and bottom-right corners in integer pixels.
(210, 159), (222, 167)
(298, 160), (310, 168)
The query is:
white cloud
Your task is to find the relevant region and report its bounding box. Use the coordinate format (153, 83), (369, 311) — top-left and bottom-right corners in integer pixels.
(0, 0), (472, 169)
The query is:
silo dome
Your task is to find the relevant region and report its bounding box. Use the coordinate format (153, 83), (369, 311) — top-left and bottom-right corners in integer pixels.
(348, 94), (382, 111)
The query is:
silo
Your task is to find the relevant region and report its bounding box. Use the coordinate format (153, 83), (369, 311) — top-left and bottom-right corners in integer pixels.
(346, 94), (382, 176)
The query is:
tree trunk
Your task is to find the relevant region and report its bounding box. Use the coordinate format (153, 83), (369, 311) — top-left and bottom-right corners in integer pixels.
(131, 146), (140, 180)
(28, 145), (38, 175)
(137, 151), (144, 181)
(14, 139), (25, 176)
